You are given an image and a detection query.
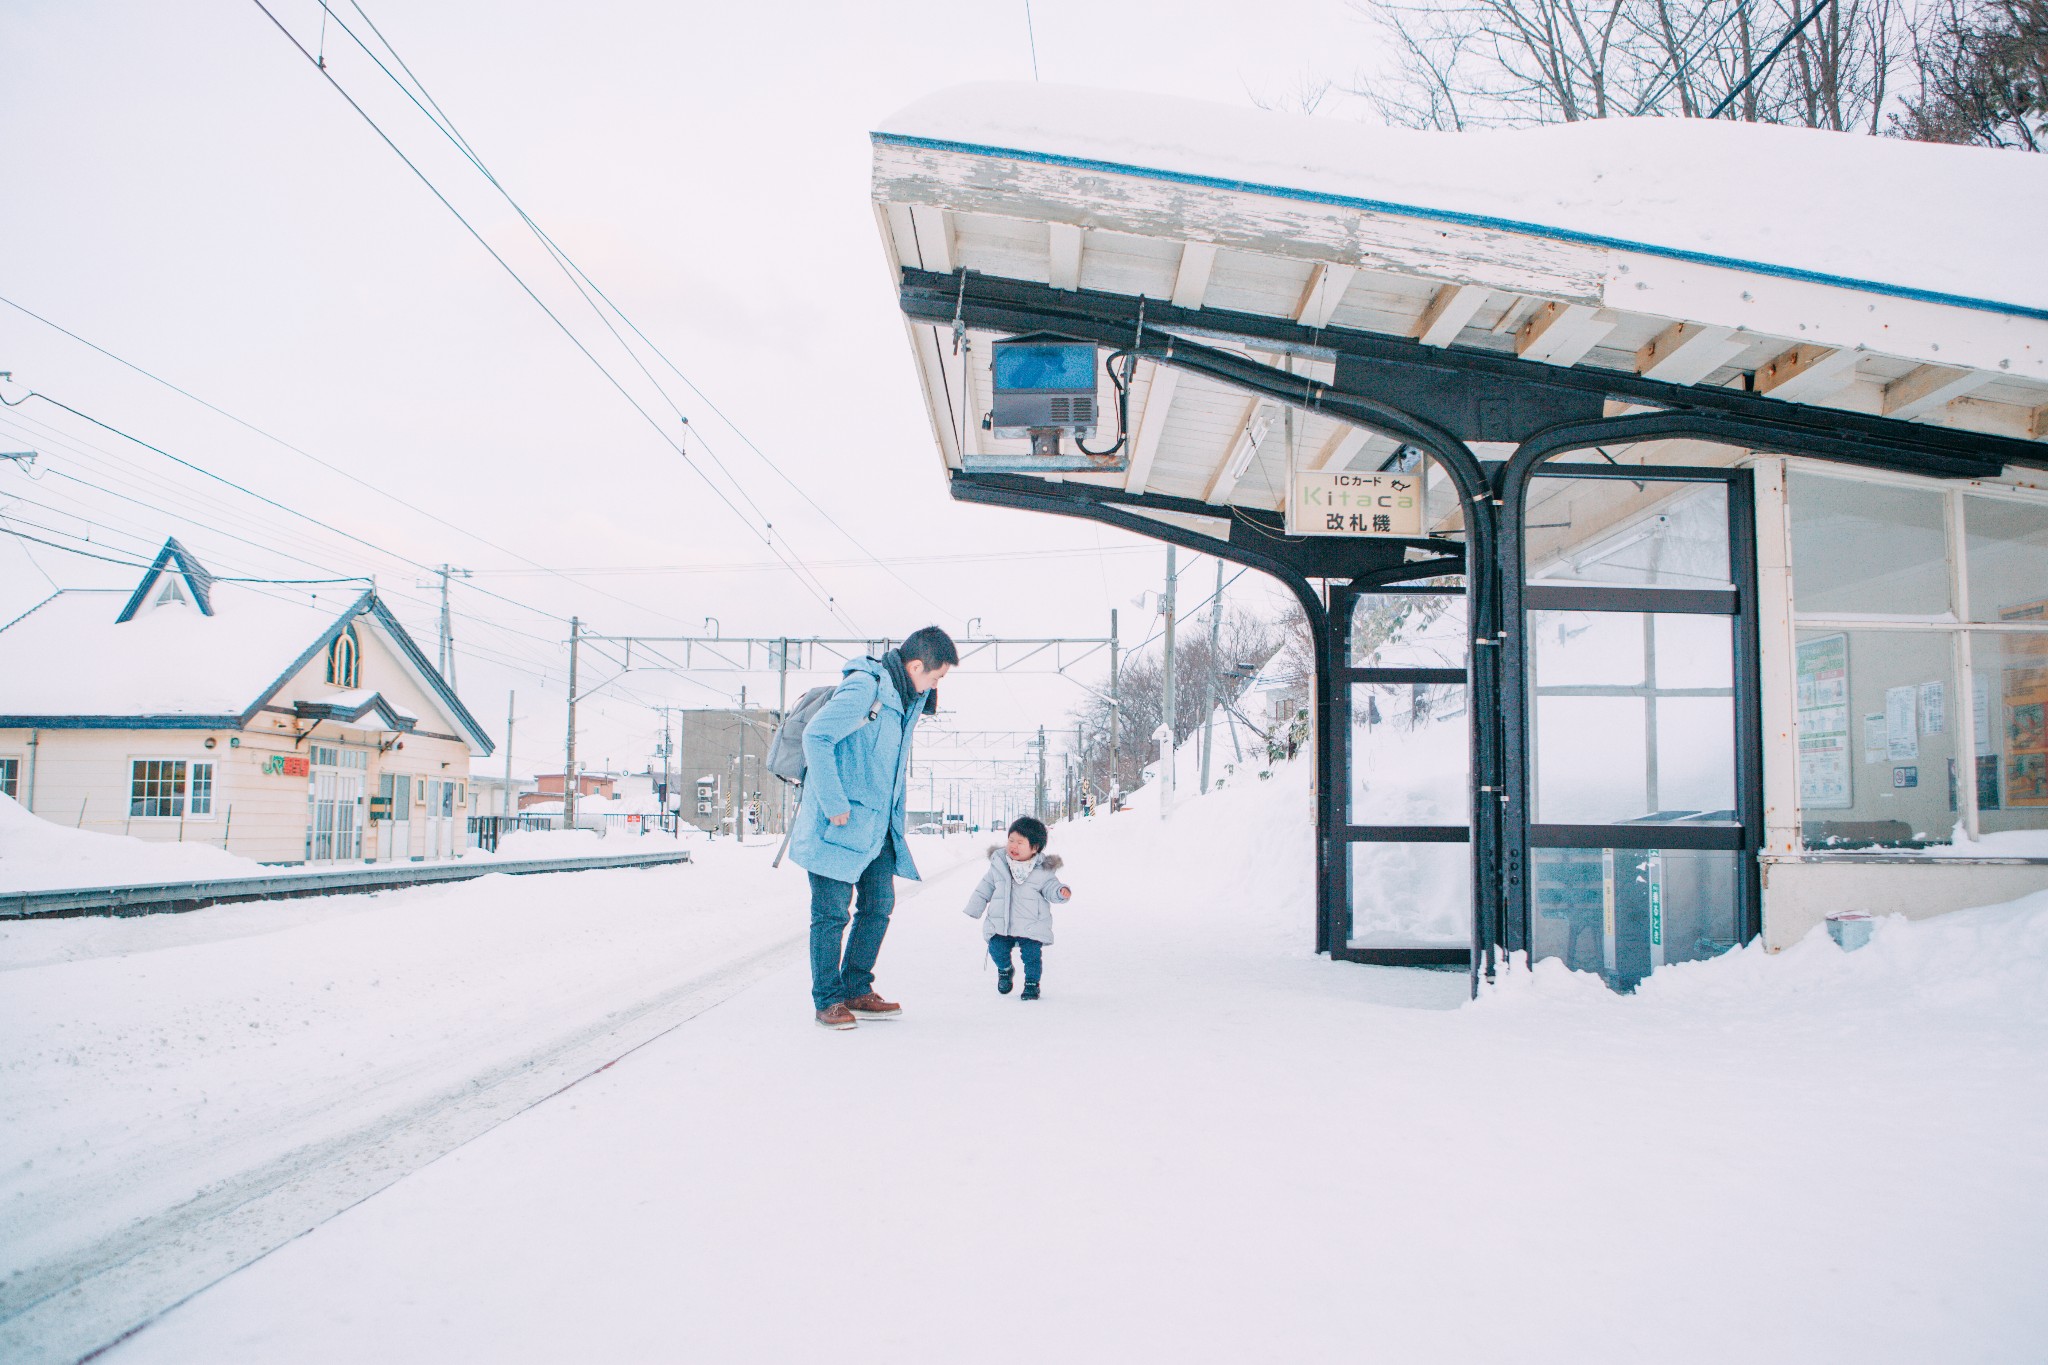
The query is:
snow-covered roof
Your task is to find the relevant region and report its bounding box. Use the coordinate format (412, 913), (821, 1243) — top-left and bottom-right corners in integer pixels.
(0, 540), (494, 751)
(0, 583), (347, 721)
(881, 83), (2048, 322)
(872, 84), (2048, 514)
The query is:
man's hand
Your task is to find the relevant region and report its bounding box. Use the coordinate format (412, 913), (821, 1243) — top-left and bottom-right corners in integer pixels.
(829, 812), (851, 827)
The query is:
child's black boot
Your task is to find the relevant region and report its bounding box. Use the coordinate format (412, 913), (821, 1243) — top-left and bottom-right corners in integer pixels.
(997, 967), (1014, 995)
(1021, 980), (1041, 1001)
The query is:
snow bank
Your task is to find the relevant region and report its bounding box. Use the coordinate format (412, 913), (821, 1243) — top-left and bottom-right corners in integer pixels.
(0, 793), (260, 892)
(880, 83), (2048, 312)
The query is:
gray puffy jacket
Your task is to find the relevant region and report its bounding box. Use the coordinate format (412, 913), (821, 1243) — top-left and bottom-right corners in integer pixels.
(962, 848), (1071, 944)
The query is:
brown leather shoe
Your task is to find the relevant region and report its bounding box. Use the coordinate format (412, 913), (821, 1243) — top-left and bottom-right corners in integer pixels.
(842, 991), (902, 1019)
(815, 1002), (857, 1030)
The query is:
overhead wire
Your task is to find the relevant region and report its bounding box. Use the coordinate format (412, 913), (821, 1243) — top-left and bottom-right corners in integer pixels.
(245, 0), (861, 633)
(324, 0), (966, 628)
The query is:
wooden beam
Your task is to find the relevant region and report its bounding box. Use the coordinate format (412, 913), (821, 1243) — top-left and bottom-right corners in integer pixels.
(1123, 363), (1179, 495)
(1170, 242), (1218, 309)
(1491, 295), (1536, 335)
(2033, 404), (2048, 441)
(1412, 284), (1489, 348)
(1048, 223), (1085, 291)
(1294, 263), (1358, 330)
(1206, 399), (1277, 503)
(1636, 322), (1745, 385)
(1311, 426), (1370, 472)
(1881, 364), (1994, 421)
(1516, 302), (1618, 367)
(906, 205), (955, 275)
(1755, 343), (1864, 402)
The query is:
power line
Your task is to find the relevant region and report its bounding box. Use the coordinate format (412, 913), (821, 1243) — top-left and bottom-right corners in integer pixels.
(316, 0), (963, 628)
(246, 0), (860, 632)
(0, 292), (740, 630)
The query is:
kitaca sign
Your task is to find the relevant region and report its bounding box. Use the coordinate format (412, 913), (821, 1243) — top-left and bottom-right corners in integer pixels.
(1285, 470), (1424, 537)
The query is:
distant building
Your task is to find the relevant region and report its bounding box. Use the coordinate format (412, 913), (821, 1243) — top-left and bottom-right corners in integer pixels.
(521, 772), (616, 810)
(0, 538), (493, 864)
(668, 707), (779, 834)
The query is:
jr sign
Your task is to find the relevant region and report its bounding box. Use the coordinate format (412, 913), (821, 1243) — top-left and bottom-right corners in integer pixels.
(1286, 470), (1424, 537)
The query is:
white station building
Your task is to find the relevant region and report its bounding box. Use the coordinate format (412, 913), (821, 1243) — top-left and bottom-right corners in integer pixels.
(871, 83), (2048, 990)
(0, 538), (494, 866)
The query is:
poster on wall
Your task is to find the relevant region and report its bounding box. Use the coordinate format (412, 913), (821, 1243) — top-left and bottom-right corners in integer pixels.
(1921, 681), (1946, 735)
(1862, 713), (1886, 765)
(1796, 633), (1852, 810)
(1886, 685), (1920, 762)
(2002, 598), (2048, 806)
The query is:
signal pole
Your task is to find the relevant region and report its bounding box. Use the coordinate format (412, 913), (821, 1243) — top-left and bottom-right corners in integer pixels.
(1200, 557), (1224, 794)
(1108, 608), (1120, 809)
(1034, 725), (1047, 819)
(563, 617), (580, 828)
(427, 565), (472, 689)
(1160, 548), (1178, 817)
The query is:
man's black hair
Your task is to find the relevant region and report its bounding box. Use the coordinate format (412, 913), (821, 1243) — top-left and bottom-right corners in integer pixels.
(1008, 815), (1049, 853)
(900, 625), (959, 670)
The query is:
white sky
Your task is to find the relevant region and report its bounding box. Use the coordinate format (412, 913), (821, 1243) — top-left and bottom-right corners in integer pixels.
(0, 0), (1367, 798)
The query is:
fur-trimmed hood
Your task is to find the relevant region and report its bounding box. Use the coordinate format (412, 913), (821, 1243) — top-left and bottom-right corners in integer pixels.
(986, 844), (1061, 872)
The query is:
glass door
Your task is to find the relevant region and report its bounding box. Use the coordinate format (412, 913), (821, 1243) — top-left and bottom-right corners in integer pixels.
(1515, 467), (1761, 990)
(1330, 582), (1472, 966)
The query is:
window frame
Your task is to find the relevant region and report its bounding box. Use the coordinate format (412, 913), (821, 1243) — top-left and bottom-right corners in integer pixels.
(0, 755), (20, 800)
(327, 624), (361, 689)
(1786, 463), (2048, 845)
(128, 757), (217, 820)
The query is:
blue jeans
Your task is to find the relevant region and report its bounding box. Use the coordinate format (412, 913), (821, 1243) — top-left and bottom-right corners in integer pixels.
(987, 934), (1043, 982)
(808, 843), (896, 1010)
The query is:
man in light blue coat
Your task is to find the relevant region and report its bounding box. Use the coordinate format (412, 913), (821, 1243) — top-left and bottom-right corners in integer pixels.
(791, 626), (957, 1029)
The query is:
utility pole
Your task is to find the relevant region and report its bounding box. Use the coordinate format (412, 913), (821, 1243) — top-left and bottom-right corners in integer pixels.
(564, 617), (580, 829)
(503, 690), (517, 817)
(1200, 557), (1224, 794)
(429, 565), (472, 689)
(659, 706), (675, 836)
(735, 685), (747, 844)
(1108, 608), (1120, 810)
(1160, 547), (1178, 816)
(777, 637), (791, 838)
(1035, 725), (1047, 820)
(1076, 720), (1086, 814)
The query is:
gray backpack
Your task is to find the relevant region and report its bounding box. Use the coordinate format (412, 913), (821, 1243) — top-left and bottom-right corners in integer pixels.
(765, 680), (884, 785)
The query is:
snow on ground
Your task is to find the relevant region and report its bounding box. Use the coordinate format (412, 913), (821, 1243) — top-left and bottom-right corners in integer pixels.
(0, 793), (258, 891)
(0, 794), (687, 893)
(9, 759), (2028, 1364)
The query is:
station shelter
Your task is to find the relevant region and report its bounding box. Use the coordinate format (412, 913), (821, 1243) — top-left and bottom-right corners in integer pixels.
(870, 82), (2048, 991)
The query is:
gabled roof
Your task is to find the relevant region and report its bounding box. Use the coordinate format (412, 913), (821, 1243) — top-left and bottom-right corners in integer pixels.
(116, 536), (216, 621)
(0, 544), (493, 752)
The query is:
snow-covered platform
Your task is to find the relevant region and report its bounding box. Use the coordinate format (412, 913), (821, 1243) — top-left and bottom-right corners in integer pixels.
(1, 846), (692, 920)
(5, 769), (2045, 1364)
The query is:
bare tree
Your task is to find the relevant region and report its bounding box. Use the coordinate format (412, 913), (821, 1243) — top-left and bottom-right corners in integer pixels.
(1350, 0), (1907, 133)
(1070, 606), (1292, 797)
(1896, 0), (2048, 148)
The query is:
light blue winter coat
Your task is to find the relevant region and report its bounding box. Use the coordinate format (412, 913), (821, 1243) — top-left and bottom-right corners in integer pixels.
(788, 656), (926, 885)
(962, 848), (1070, 944)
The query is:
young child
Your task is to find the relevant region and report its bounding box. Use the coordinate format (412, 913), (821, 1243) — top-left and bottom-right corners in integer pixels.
(962, 816), (1072, 1000)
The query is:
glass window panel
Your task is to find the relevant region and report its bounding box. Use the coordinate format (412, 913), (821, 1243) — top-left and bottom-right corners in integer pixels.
(1967, 631), (2048, 839)
(1653, 614), (1733, 689)
(1533, 610), (1646, 687)
(1532, 611), (1736, 824)
(1964, 495), (2048, 625)
(1530, 848), (1742, 991)
(0, 757), (18, 799)
(1789, 473), (1949, 616)
(1349, 840), (1470, 948)
(189, 761), (214, 817)
(1526, 480), (1730, 589)
(1350, 683), (1469, 825)
(1656, 697), (1736, 816)
(1349, 592), (1467, 668)
(1796, 629), (1958, 848)
(1535, 697), (1647, 822)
